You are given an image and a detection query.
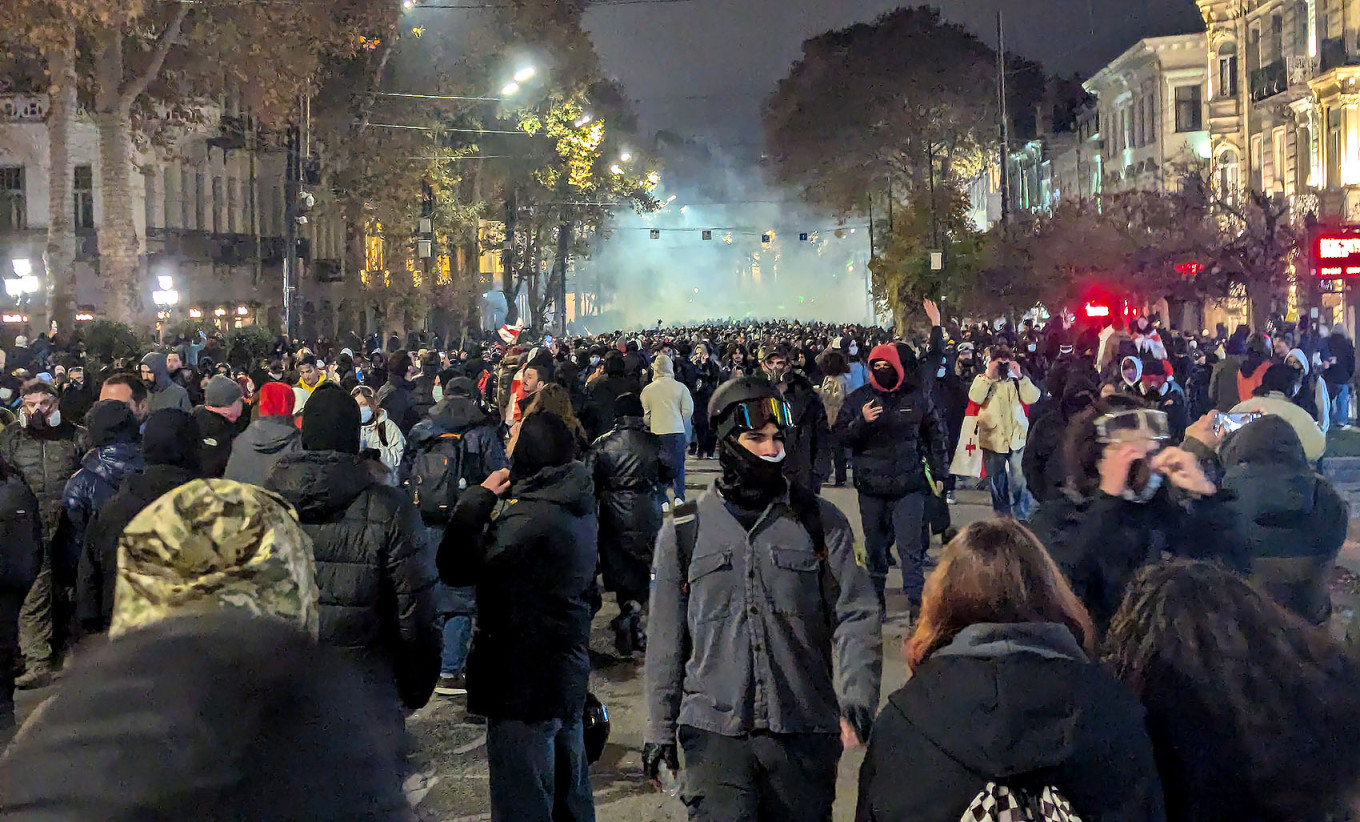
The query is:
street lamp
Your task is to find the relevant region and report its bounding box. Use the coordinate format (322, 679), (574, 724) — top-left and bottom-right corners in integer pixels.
(152, 279), (179, 343)
(512, 66), (537, 83)
(500, 81), (521, 97)
(619, 151), (632, 163)
(610, 164), (624, 176)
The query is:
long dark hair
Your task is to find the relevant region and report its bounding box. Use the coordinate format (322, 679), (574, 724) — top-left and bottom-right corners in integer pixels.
(1106, 560), (1360, 821)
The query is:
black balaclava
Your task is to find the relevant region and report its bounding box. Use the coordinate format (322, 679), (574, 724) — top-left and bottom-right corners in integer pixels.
(716, 436), (787, 511)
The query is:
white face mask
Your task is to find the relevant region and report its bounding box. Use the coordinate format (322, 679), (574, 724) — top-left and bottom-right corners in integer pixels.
(758, 448), (787, 464)
(1027, 343), (1037, 352)
(0, 388), (11, 401)
(359, 406), (374, 424)
(48, 409), (60, 427)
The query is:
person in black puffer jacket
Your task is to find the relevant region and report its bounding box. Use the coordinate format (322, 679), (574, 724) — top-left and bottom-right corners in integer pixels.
(586, 392), (674, 655)
(581, 353), (640, 442)
(437, 412), (598, 822)
(1210, 415), (1347, 625)
(57, 400), (143, 580)
(266, 384), (440, 712)
(0, 456), (42, 741)
(833, 342), (948, 611)
(78, 409), (203, 636)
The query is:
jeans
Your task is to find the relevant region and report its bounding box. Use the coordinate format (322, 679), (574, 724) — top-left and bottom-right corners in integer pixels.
(858, 492), (927, 607)
(982, 448), (1031, 520)
(441, 615), (472, 676)
(1333, 382), (1353, 427)
(677, 725), (841, 822)
(486, 716), (595, 822)
(660, 433), (687, 500)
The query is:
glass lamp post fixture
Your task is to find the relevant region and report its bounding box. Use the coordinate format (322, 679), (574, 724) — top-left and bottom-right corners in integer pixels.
(6, 259), (42, 326)
(152, 275), (180, 342)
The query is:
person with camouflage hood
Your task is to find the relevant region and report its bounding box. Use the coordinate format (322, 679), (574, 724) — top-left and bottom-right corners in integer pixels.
(109, 479), (319, 639)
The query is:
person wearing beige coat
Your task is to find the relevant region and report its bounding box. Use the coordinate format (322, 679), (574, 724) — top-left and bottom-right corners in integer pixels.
(969, 348), (1042, 519)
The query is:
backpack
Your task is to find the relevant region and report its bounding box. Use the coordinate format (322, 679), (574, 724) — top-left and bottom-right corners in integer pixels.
(960, 782), (1082, 822)
(819, 374), (846, 425)
(409, 433), (475, 525)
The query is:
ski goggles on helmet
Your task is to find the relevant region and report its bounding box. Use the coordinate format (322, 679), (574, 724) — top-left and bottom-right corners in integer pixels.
(720, 397), (794, 439)
(1093, 408), (1170, 443)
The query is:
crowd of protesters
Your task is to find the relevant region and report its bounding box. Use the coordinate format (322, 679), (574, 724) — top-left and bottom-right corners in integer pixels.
(0, 308), (1356, 822)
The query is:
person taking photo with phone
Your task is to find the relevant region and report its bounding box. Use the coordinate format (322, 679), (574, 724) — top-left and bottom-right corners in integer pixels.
(1028, 399), (1248, 633)
(969, 345), (1041, 520)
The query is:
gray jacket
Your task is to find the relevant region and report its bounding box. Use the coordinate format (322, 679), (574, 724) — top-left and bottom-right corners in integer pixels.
(644, 483), (881, 742)
(224, 416), (302, 487)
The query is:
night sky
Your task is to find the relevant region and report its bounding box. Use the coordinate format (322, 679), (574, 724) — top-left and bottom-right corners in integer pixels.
(584, 0), (1205, 145)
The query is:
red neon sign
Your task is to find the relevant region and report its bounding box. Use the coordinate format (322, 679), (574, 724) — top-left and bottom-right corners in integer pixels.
(1084, 302), (1110, 318)
(1314, 229), (1360, 277)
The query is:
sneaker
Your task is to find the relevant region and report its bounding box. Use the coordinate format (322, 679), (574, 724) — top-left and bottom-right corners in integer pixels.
(945, 491), (957, 505)
(434, 673), (467, 697)
(15, 663), (54, 691)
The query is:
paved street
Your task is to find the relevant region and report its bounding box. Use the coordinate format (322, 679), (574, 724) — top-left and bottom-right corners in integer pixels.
(403, 458), (996, 821)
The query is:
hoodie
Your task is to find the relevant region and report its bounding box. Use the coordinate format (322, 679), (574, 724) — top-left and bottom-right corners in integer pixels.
(866, 343), (905, 393)
(406, 396), (508, 488)
(1219, 416), (1347, 624)
(224, 415), (303, 487)
(857, 622), (1166, 822)
(640, 353), (694, 437)
(140, 352), (192, 413)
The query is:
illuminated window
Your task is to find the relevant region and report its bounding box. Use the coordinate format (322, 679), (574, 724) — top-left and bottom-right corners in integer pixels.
(437, 254), (452, 285)
(408, 257), (421, 288)
(364, 221), (385, 275)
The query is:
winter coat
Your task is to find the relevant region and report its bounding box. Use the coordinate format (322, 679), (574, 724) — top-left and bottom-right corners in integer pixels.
(834, 378), (948, 499)
(856, 622), (1165, 822)
(0, 473), (42, 656)
(641, 354), (694, 437)
(359, 412), (405, 483)
(78, 464), (200, 634)
(224, 417), (302, 487)
(0, 419), (91, 541)
(586, 418), (673, 598)
(411, 374), (439, 421)
(1208, 355), (1244, 412)
(1236, 357), (1272, 403)
(780, 372), (832, 490)
(192, 406), (240, 479)
(377, 375), (420, 436)
(968, 373), (1040, 453)
(1326, 334), (1356, 387)
(140, 352), (192, 414)
(437, 462), (597, 722)
(581, 372), (640, 442)
(1020, 405), (1072, 504)
(58, 442), (143, 577)
(1029, 490), (1248, 634)
(265, 451), (440, 709)
(1218, 416), (1348, 625)
(1230, 392), (1326, 462)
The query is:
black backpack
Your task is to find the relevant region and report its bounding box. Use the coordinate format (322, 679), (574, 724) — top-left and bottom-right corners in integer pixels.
(409, 432), (475, 525)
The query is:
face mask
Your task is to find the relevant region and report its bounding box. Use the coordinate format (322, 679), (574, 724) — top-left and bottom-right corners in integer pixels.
(269, 372), (283, 380)
(716, 437), (787, 510)
(359, 406), (374, 424)
(0, 388), (12, 401)
(1121, 469), (1163, 504)
(936, 367), (946, 379)
(590, 356), (601, 366)
(1027, 343), (1037, 353)
(849, 344), (859, 357)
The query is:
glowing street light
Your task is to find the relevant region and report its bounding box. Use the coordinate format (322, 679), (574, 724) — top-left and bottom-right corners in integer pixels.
(513, 66), (537, 83)
(619, 151), (633, 162)
(647, 172), (661, 184)
(575, 114), (592, 127)
(402, 0), (415, 9)
(610, 164), (624, 176)
(500, 81), (521, 97)
(11, 259), (31, 279)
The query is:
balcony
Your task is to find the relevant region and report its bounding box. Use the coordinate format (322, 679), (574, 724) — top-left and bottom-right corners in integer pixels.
(1250, 60), (1288, 102)
(1320, 38), (1359, 73)
(0, 95), (48, 123)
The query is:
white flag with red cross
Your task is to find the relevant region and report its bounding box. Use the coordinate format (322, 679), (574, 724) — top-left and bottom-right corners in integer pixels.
(949, 400), (985, 479)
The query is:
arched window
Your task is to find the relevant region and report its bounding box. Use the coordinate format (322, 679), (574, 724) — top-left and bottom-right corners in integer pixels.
(1217, 42), (1238, 98)
(1217, 148), (1241, 196)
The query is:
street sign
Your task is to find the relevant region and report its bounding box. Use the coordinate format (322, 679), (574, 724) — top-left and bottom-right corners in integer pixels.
(799, 233), (809, 242)
(650, 230), (660, 240)
(702, 230), (712, 241)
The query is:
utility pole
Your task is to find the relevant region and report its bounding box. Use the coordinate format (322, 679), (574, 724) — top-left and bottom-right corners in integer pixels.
(500, 189), (517, 326)
(283, 121), (300, 341)
(997, 10), (1012, 227)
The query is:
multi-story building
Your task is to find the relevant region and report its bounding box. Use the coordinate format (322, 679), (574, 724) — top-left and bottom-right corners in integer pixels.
(1084, 34), (1212, 195)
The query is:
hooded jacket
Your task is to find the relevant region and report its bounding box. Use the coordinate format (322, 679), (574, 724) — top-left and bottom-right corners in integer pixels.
(1287, 347), (1330, 431)
(139, 352), (192, 414)
(109, 479), (320, 639)
(192, 406), (241, 479)
(405, 396), (508, 491)
(1219, 416), (1347, 624)
(437, 462), (598, 722)
(834, 343), (948, 498)
(59, 442), (143, 576)
(778, 370), (832, 490)
(640, 354), (694, 437)
(78, 464), (202, 634)
(580, 362), (640, 442)
(265, 451), (439, 709)
(224, 416), (302, 487)
(968, 360), (1041, 453)
(856, 623), (1165, 822)
(377, 373), (419, 436)
(586, 417), (674, 598)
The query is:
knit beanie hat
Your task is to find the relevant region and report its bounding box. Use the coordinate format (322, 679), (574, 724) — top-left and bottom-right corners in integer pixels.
(86, 399), (140, 447)
(510, 412), (577, 483)
(204, 375), (244, 408)
(301, 384), (360, 454)
(257, 382), (294, 418)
